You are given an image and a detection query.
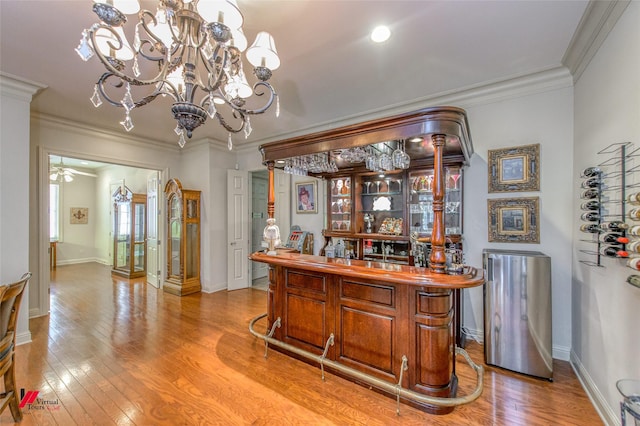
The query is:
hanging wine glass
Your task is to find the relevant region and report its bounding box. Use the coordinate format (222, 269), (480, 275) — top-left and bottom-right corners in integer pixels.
(426, 175), (434, 192)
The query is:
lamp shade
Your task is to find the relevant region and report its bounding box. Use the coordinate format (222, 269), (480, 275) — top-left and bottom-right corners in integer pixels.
(225, 70), (252, 99)
(229, 27), (247, 52)
(197, 0), (244, 30)
(246, 31), (280, 70)
(94, 0), (140, 15)
(94, 26), (134, 61)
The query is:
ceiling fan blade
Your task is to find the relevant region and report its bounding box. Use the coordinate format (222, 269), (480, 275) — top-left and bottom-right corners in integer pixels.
(64, 168), (97, 177)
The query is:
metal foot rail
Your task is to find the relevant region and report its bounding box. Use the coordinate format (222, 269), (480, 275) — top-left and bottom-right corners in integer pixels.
(249, 313), (484, 411)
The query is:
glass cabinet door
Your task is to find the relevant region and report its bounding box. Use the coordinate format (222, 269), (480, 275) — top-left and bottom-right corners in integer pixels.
(115, 203), (131, 270)
(329, 176), (352, 232)
(112, 187), (146, 278)
(133, 202), (145, 273)
(409, 167), (462, 236)
(360, 172), (404, 235)
(169, 195), (182, 278)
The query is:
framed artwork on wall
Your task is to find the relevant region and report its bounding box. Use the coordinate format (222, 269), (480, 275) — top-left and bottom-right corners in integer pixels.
(296, 181), (317, 213)
(488, 197), (540, 243)
(488, 144), (540, 192)
(70, 207), (88, 224)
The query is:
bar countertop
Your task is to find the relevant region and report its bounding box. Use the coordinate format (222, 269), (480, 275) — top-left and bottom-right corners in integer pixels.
(250, 250), (484, 289)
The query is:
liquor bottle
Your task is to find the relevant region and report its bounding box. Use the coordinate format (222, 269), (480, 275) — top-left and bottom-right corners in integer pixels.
(601, 246), (629, 258)
(580, 212), (600, 222)
(599, 232), (629, 244)
(628, 192), (640, 206)
(581, 177), (600, 189)
(626, 257), (640, 271)
(581, 167), (602, 178)
(629, 225), (640, 236)
(580, 201), (600, 211)
(627, 275), (640, 288)
(580, 223), (600, 233)
(629, 208), (640, 221)
(627, 240), (640, 253)
(580, 189), (599, 199)
(600, 221), (629, 232)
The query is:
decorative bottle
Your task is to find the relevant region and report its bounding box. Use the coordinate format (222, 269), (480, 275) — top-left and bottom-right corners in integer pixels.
(626, 257), (640, 271)
(581, 167), (602, 178)
(600, 221), (629, 232)
(627, 240), (640, 253)
(628, 192), (640, 206)
(601, 246), (629, 258)
(580, 201), (600, 211)
(580, 223), (600, 234)
(581, 177), (600, 189)
(628, 225), (640, 236)
(599, 232), (629, 244)
(580, 189), (599, 199)
(628, 208), (640, 221)
(580, 212), (600, 222)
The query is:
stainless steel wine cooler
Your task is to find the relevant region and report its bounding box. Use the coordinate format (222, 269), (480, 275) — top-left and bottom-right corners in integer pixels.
(483, 249), (553, 379)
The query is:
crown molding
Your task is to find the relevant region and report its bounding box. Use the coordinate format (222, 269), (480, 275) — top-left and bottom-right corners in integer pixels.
(32, 113), (178, 154)
(0, 72), (47, 101)
(562, 0), (630, 83)
(249, 66), (573, 147)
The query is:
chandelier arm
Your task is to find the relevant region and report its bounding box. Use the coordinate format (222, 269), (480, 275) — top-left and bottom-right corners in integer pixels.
(244, 82), (277, 115)
(198, 44), (228, 93)
(96, 73), (175, 107)
(89, 24), (171, 87)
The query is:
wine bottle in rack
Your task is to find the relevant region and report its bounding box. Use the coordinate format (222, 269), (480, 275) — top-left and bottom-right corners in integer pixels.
(628, 208), (640, 221)
(580, 212), (600, 222)
(601, 246), (629, 258)
(627, 257), (640, 270)
(627, 240), (640, 253)
(581, 189), (599, 199)
(599, 232), (630, 244)
(580, 223), (600, 233)
(581, 177), (601, 189)
(629, 225), (640, 236)
(628, 192), (640, 206)
(600, 221), (629, 231)
(581, 167), (602, 178)
(627, 275), (640, 288)
(580, 201), (600, 211)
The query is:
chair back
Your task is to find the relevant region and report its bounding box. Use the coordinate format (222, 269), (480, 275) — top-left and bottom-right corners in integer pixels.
(0, 272), (31, 365)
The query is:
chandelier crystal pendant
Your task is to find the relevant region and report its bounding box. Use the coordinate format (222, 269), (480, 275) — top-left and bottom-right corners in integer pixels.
(76, 0), (281, 149)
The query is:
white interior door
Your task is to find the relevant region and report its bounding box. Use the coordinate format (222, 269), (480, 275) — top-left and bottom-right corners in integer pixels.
(227, 169), (249, 290)
(146, 173), (160, 288)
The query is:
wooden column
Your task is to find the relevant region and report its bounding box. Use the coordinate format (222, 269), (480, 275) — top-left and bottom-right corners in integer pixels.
(267, 161), (275, 219)
(429, 134), (447, 273)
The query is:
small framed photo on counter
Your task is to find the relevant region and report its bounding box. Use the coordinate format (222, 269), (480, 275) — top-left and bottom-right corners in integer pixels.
(488, 197), (540, 243)
(488, 144), (540, 193)
(296, 181), (317, 214)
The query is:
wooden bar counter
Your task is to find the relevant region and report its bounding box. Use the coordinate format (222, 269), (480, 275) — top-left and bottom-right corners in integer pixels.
(250, 250), (484, 414)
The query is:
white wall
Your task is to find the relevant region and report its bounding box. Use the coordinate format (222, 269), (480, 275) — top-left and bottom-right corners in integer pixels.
(572, 2), (640, 423)
(462, 85), (575, 361)
(1, 74), (43, 344)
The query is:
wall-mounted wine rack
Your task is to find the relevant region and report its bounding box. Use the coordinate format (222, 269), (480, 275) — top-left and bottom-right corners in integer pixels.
(578, 142), (632, 267)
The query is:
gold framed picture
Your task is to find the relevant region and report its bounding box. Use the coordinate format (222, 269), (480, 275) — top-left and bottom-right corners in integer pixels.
(488, 197), (539, 243)
(488, 144), (540, 192)
(296, 181), (317, 214)
(70, 207), (88, 224)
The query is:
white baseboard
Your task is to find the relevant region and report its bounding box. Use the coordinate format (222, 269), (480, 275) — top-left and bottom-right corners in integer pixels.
(57, 257), (109, 266)
(570, 350), (617, 426)
(16, 330), (32, 346)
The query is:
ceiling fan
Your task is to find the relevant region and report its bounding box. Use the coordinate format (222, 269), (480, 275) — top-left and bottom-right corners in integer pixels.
(49, 157), (97, 182)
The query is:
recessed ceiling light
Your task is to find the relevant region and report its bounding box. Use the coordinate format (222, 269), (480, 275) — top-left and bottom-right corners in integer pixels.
(371, 25), (391, 43)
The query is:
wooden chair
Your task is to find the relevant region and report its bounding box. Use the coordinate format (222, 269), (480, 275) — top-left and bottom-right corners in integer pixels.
(0, 272), (31, 422)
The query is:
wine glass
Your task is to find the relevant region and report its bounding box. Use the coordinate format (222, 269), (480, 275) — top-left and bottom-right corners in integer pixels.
(384, 177), (392, 193)
(364, 181), (372, 194)
(450, 173), (461, 190)
(375, 180), (382, 193)
(426, 175), (434, 192)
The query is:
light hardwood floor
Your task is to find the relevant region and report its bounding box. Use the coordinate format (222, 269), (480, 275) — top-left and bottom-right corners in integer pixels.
(2, 263), (603, 425)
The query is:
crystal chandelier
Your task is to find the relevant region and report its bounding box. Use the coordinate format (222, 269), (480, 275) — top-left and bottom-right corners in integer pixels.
(76, 0), (281, 149)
